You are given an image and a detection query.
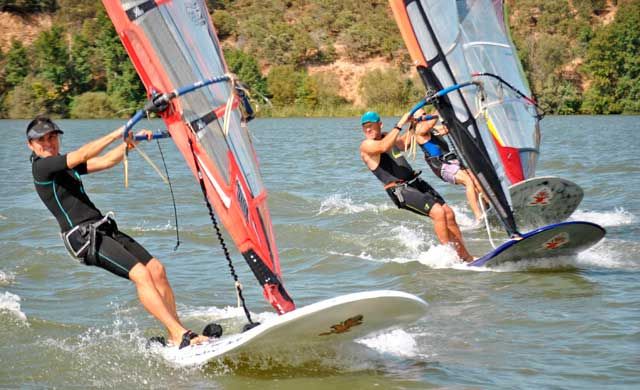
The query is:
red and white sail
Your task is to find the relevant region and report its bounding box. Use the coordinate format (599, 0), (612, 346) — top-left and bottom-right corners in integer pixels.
(102, 0), (295, 314)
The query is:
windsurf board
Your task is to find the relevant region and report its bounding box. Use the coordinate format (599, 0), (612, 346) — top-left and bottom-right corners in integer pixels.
(469, 221), (605, 268)
(159, 290), (428, 367)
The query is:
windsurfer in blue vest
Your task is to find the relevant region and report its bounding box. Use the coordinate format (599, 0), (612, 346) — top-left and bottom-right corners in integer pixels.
(411, 108), (488, 221)
(359, 111), (474, 262)
(26, 116), (208, 349)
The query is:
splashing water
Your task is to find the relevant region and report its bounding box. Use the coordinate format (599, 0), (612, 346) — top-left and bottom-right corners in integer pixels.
(357, 329), (420, 358)
(570, 207), (636, 227)
(0, 291), (27, 321)
(131, 220), (175, 232)
(317, 193), (391, 215)
(0, 271), (15, 285)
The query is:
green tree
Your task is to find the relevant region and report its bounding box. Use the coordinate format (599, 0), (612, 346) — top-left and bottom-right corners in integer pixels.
(78, 17), (108, 91)
(537, 75), (582, 114)
(359, 68), (423, 114)
(224, 48), (268, 97)
(69, 92), (117, 118)
(295, 73), (319, 109)
(69, 32), (94, 95)
(582, 0), (640, 114)
(308, 71), (348, 109)
(262, 22), (317, 66)
(212, 9), (236, 39)
(4, 40), (30, 88)
(5, 75), (66, 118)
(32, 25), (72, 87)
(266, 65), (303, 107)
(94, 8), (145, 115)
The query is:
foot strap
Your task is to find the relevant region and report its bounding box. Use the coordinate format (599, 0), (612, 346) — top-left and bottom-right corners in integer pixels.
(147, 336), (166, 347)
(179, 330), (198, 349)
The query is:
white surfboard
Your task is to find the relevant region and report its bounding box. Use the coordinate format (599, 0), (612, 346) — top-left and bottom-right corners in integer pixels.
(509, 176), (584, 226)
(486, 176), (584, 227)
(159, 290), (428, 367)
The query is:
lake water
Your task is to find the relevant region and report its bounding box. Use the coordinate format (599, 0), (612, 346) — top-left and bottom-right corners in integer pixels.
(1, 116), (639, 389)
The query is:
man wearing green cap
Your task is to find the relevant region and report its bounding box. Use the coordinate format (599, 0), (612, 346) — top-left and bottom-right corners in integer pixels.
(359, 111), (473, 262)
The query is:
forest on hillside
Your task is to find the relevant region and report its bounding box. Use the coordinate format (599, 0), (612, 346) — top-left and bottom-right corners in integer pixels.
(0, 0), (638, 118)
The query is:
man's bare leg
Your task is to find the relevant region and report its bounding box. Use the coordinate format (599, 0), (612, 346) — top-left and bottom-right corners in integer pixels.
(129, 263), (207, 346)
(145, 259), (179, 321)
(428, 204), (451, 244)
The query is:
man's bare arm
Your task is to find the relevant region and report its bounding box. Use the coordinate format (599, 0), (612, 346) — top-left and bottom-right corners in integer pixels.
(361, 112), (412, 155)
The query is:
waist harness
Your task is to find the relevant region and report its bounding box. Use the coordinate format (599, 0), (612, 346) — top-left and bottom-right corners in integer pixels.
(61, 212), (115, 264)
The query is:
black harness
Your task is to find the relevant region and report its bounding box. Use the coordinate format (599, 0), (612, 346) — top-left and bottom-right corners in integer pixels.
(61, 212), (115, 264)
(426, 151), (458, 164)
(388, 171), (422, 206)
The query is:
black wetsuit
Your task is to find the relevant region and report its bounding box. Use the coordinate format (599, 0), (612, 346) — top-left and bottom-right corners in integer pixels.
(370, 144), (445, 217)
(32, 154), (152, 279)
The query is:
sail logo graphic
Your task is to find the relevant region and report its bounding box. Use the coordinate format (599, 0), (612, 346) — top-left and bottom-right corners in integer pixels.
(319, 315), (364, 336)
(132, 6), (143, 19)
(186, 1), (206, 25)
(542, 233), (569, 250)
(528, 186), (553, 206)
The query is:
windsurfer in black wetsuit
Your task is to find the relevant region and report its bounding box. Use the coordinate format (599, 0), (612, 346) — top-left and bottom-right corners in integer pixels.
(26, 116), (208, 348)
(359, 111), (473, 262)
(411, 108), (488, 221)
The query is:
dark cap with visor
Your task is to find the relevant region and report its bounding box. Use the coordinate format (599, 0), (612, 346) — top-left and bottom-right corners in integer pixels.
(26, 117), (64, 140)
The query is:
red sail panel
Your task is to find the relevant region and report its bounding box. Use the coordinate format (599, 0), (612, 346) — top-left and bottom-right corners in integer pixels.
(493, 137), (525, 184)
(102, 0), (294, 314)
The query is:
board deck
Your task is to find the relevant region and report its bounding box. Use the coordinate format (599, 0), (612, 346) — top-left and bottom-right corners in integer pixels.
(469, 221), (605, 268)
(159, 290), (428, 367)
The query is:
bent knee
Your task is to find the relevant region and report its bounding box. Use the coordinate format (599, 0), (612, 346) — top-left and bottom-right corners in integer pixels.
(146, 258), (167, 280)
(429, 204), (446, 220)
(444, 205), (456, 220)
(457, 172), (472, 186)
(128, 263), (154, 285)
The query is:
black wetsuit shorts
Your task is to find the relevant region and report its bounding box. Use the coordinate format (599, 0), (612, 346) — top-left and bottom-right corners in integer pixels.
(385, 178), (445, 217)
(73, 218), (153, 279)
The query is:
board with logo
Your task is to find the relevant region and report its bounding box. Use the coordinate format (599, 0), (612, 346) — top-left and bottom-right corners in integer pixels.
(508, 176), (584, 227)
(157, 290), (428, 367)
(469, 221), (605, 268)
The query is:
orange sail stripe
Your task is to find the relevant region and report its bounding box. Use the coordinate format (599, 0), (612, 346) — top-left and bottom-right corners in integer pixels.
(389, 1), (428, 68)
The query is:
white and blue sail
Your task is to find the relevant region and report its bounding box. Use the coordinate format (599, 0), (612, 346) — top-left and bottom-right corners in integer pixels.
(391, 0), (605, 265)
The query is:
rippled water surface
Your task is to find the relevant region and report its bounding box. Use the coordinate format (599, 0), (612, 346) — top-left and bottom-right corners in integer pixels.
(1, 116), (639, 389)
